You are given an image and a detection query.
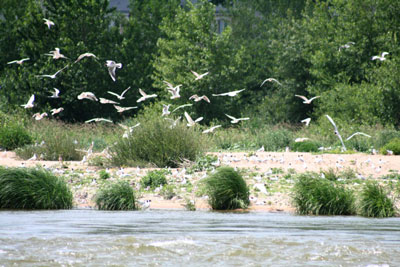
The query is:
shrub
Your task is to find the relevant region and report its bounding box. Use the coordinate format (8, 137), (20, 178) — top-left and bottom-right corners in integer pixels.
(160, 184), (176, 200)
(380, 138), (400, 155)
(110, 112), (206, 167)
(292, 173), (356, 215)
(204, 166), (250, 210)
(95, 181), (137, 210)
(0, 123), (32, 150)
(140, 169), (168, 189)
(291, 140), (320, 152)
(358, 182), (395, 218)
(98, 169), (110, 180)
(0, 167), (73, 209)
(189, 154), (218, 172)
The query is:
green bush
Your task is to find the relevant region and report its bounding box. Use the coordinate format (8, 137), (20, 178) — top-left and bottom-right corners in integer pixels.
(95, 181), (137, 210)
(0, 123), (32, 150)
(140, 169), (168, 189)
(0, 167), (73, 209)
(292, 173), (356, 215)
(204, 166), (250, 210)
(358, 182), (395, 218)
(189, 154), (218, 172)
(98, 169), (110, 180)
(110, 111), (206, 167)
(380, 138), (400, 155)
(291, 140), (320, 152)
(160, 184), (176, 200)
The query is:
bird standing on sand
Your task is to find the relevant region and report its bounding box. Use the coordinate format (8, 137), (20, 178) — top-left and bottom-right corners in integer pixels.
(106, 60), (122, 82)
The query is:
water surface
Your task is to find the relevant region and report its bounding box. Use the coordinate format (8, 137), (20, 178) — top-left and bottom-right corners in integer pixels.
(1, 210), (399, 266)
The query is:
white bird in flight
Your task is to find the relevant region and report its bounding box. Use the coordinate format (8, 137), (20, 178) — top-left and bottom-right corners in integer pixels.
(191, 70), (209, 80)
(106, 60), (122, 82)
(189, 94), (210, 103)
(107, 86), (131, 100)
(260, 78), (282, 87)
(45, 48), (68, 59)
(184, 112), (203, 127)
(301, 118), (311, 127)
(162, 104), (171, 116)
(163, 81), (182, 99)
(37, 66), (67, 79)
(21, 94), (35, 109)
(171, 104), (192, 113)
(202, 125), (222, 134)
(225, 114), (249, 124)
(85, 118), (113, 123)
(43, 18), (55, 29)
(119, 123), (140, 138)
(77, 92), (98, 101)
(212, 89), (245, 97)
(7, 58), (30, 65)
(346, 132), (371, 141)
(99, 98), (119, 105)
(137, 88), (157, 102)
(48, 88), (60, 98)
(113, 105), (137, 113)
(325, 114), (346, 151)
(372, 52), (389, 61)
(74, 52), (97, 63)
(50, 107), (64, 115)
(32, 112), (48, 121)
(339, 41), (355, 51)
(295, 95), (320, 104)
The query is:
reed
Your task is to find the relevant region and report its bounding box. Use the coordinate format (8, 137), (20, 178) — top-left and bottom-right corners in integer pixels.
(204, 166), (250, 210)
(0, 167), (73, 209)
(95, 181), (137, 210)
(358, 181), (395, 218)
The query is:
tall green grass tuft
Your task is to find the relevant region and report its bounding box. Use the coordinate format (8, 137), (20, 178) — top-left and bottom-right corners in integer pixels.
(204, 166), (250, 210)
(110, 112), (206, 167)
(0, 122), (33, 150)
(0, 167), (73, 209)
(292, 173), (356, 215)
(358, 181), (395, 218)
(140, 169), (168, 189)
(95, 181), (137, 210)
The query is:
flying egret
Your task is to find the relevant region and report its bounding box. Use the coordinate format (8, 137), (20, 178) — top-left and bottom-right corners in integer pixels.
(212, 89), (245, 97)
(191, 70), (209, 80)
(225, 114), (249, 124)
(7, 58), (30, 65)
(113, 105), (137, 113)
(162, 104), (171, 116)
(137, 88), (157, 102)
(260, 78), (282, 87)
(77, 92), (98, 101)
(106, 60), (122, 82)
(37, 66), (67, 79)
(325, 114), (346, 151)
(107, 86), (131, 100)
(45, 48), (68, 59)
(295, 95), (320, 104)
(184, 112), (203, 127)
(74, 52), (97, 63)
(372, 52), (389, 61)
(189, 94), (210, 103)
(21, 94), (35, 109)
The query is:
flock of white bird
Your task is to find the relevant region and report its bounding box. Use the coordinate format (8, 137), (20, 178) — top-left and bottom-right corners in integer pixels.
(7, 19), (385, 146)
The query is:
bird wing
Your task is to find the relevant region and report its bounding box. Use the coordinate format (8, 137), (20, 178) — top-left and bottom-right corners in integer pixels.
(138, 88), (147, 97)
(346, 132), (371, 141)
(202, 95), (210, 103)
(163, 81), (174, 89)
(107, 91), (120, 98)
(295, 95), (308, 101)
(189, 94), (198, 100)
(225, 114), (236, 120)
(309, 96), (320, 101)
(172, 104), (192, 113)
(191, 70), (200, 78)
(27, 94), (35, 105)
(184, 112), (194, 124)
(194, 117), (203, 123)
(382, 52), (389, 57)
(325, 115), (338, 131)
(121, 86), (131, 97)
(108, 67), (116, 81)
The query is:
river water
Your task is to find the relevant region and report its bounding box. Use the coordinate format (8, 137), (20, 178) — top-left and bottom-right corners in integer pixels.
(0, 210), (399, 266)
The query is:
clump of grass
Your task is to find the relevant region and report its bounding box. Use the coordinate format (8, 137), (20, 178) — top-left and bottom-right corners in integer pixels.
(0, 122), (33, 150)
(0, 167), (73, 209)
(380, 138), (400, 155)
(292, 173), (356, 215)
(204, 166), (250, 210)
(140, 169), (168, 190)
(291, 140), (320, 152)
(95, 181), (137, 210)
(189, 154), (218, 172)
(183, 198), (196, 211)
(358, 181), (395, 218)
(321, 168), (338, 181)
(160, 184), (176, 200)
(98, 169), (110, 180)
(110, 111), (206, 167)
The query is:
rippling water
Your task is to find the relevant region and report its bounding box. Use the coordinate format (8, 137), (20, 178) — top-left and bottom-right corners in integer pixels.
(1, 210), (399, 266)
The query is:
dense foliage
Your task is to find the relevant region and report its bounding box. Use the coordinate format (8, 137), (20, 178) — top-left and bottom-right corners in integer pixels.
(358, 181), (396, 218)
(95, 181), (137, 210)
(0, 167), (73, 209)
(1, 0), (399, 128)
